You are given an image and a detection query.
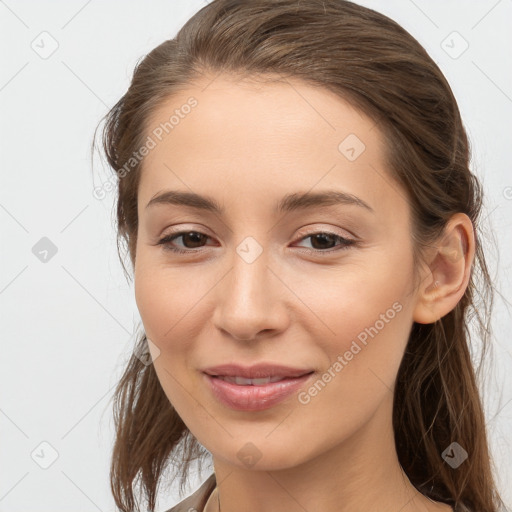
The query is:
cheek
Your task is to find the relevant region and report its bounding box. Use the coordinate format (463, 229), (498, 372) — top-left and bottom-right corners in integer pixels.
(294, 293), (409, 445)
(289, 258), (412, 397)
(134, 263), (204, 416)
(290, 259), (408, 340)
(134, 268), (170, 342)
(135, 259), (198, 342)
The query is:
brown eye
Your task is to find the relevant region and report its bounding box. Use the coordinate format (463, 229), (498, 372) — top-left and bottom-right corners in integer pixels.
(158, 231), (212, 253)
(294, 231), (356, 254)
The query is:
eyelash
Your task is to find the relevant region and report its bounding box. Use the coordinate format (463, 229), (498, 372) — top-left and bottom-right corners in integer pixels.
(157, 230), (357, 256)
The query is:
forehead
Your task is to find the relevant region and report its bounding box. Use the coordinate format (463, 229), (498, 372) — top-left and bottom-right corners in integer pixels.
(138, 74), (404, 222)
(145, 73), (377, 155)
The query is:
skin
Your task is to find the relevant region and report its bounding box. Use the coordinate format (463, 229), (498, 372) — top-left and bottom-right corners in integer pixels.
(134, 73), (475, 512)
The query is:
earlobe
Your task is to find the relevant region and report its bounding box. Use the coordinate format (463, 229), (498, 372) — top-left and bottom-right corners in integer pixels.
(412, 213), (475, 325)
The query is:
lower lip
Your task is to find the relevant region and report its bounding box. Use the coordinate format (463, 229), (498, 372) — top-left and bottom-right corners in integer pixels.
(203, 372), (314, 411)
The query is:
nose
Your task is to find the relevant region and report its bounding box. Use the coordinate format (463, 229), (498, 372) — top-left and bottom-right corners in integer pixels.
(212, 248), (291, 341)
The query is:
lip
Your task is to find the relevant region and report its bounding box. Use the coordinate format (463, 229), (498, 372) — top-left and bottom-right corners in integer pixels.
(203, 371), (315, 411)
(202, 363), (314, 379)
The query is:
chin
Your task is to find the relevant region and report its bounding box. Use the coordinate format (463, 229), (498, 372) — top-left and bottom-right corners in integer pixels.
(209, 435), (313, 472)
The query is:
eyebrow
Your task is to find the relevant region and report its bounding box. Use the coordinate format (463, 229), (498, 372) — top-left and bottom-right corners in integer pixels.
(145, 189), (375, 215)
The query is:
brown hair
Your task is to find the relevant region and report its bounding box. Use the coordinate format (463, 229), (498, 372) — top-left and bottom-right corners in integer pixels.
(95, 1), (506, 511)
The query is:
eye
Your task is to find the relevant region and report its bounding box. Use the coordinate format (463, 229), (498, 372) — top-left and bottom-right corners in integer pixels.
(157, 229), (357, 255)
(157, 230), (213, 254)
(292, 231), (357, 254)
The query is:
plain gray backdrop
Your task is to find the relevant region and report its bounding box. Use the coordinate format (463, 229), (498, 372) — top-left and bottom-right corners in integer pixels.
(1, 1), (511, 511)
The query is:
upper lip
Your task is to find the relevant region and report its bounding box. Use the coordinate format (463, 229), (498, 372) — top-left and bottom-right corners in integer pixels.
(202, 363), (314, 379)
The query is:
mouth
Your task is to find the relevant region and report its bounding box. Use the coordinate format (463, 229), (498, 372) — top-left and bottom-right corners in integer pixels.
(202, 370), (316, 411)
(208, 373), (314, 386)
(202, 362), (315, 380)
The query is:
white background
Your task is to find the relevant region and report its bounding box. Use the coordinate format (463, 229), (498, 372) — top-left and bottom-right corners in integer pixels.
(1, 1), (511, 511)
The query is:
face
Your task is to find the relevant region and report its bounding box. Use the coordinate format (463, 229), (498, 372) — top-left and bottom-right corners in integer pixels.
(134, 74), (421, 470)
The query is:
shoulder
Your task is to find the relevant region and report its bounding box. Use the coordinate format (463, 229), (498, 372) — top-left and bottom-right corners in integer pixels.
(163, 473), (216, 512)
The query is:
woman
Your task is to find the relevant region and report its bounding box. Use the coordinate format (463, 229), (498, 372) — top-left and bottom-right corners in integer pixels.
(97, 1), (506, 511)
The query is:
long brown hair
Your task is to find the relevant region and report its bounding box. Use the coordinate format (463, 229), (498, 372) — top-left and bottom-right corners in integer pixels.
(95, 1), (506, 510)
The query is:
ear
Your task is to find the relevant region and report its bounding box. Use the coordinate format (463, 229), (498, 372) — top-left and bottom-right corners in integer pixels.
(413, 213), (476, 324)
